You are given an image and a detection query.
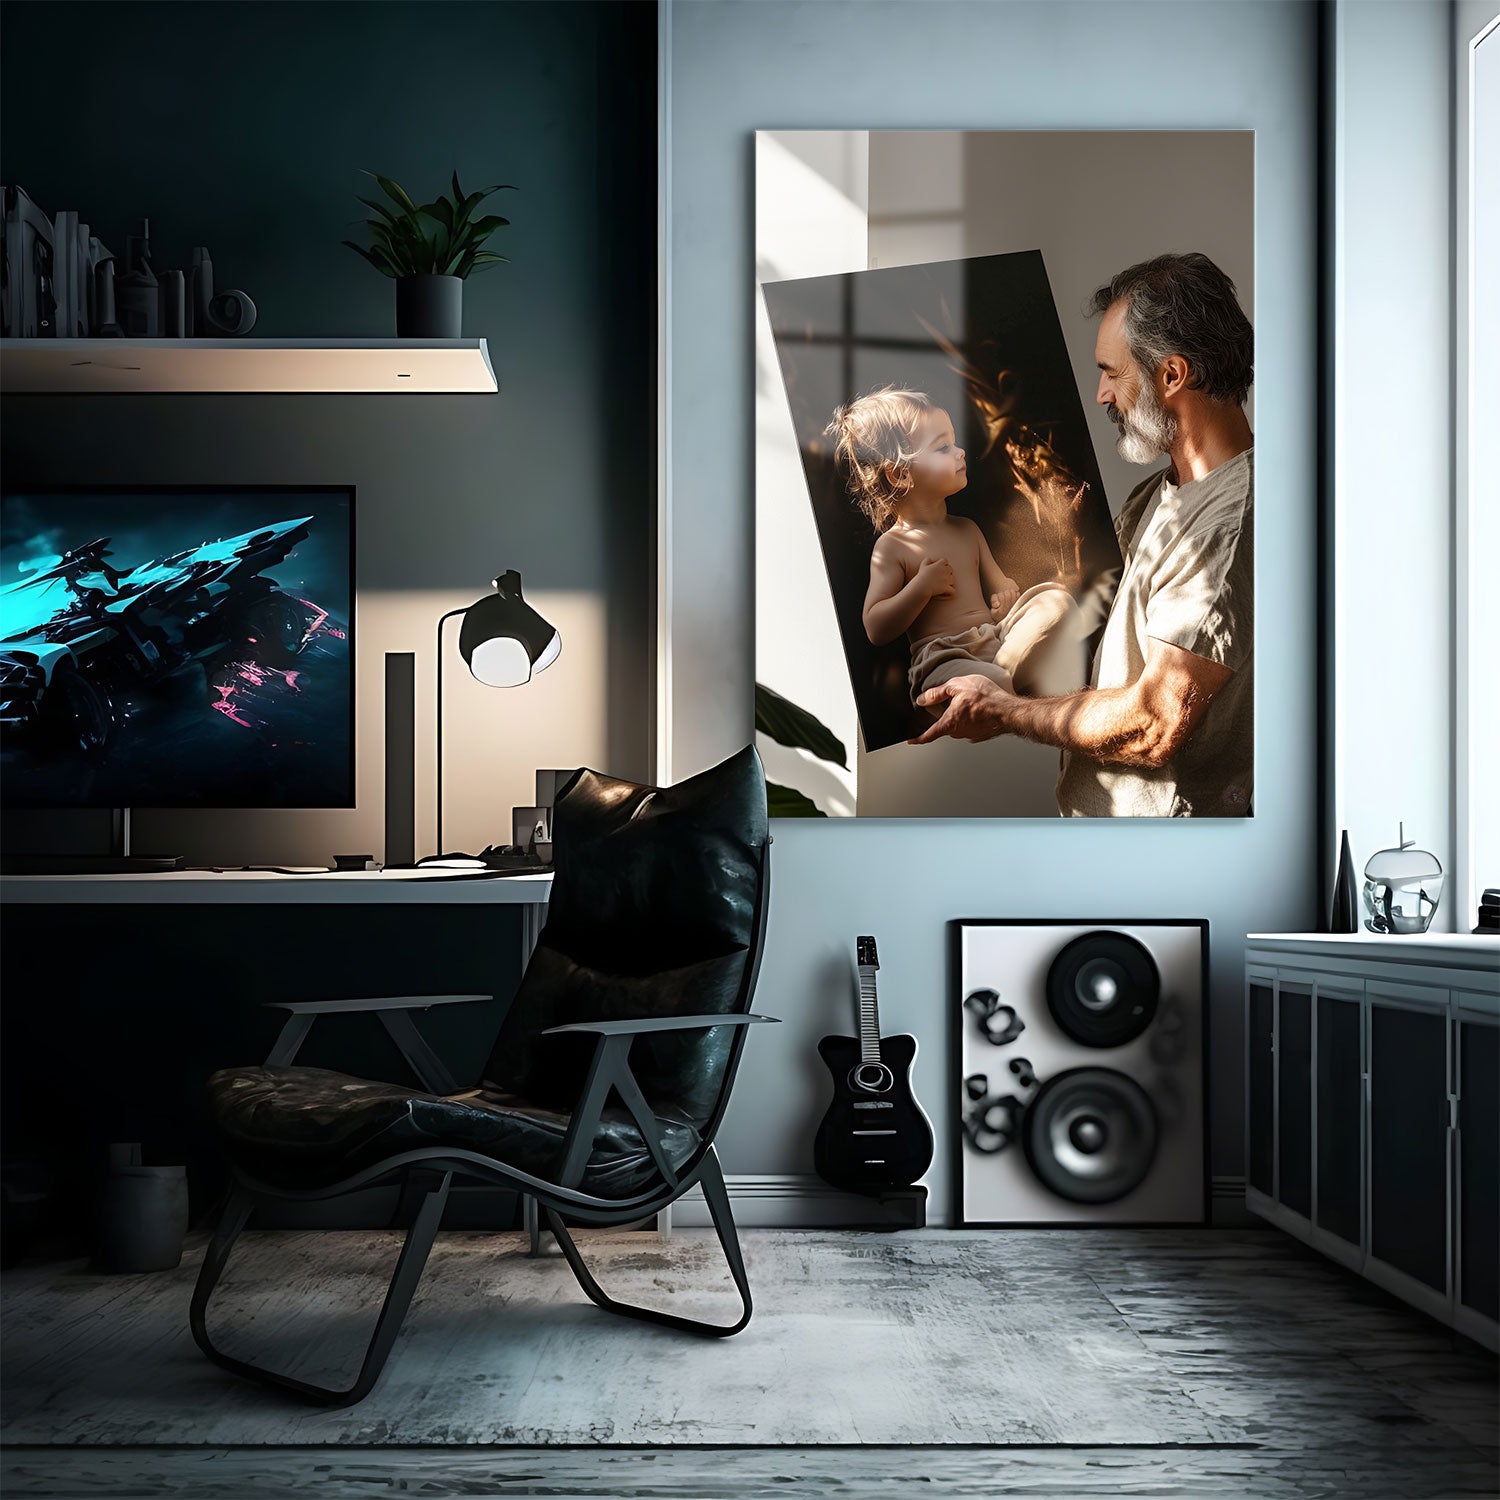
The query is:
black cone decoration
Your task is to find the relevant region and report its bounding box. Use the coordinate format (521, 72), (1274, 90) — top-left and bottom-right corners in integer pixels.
(1330, 830), (1358, 933)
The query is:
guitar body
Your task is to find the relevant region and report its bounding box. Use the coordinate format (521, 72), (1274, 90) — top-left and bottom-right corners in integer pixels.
(813, 1032), (934, 1192)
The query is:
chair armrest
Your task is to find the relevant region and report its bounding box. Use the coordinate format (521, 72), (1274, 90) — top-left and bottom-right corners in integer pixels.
(261, 994), (494, 1089)
(267, 994), (493, 1015)
(549, 1015), (777, 1192)
(541, 1014), (778, 1037)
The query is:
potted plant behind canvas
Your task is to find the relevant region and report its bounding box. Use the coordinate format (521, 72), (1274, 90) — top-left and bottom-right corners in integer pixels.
(344, 170), (513, 338)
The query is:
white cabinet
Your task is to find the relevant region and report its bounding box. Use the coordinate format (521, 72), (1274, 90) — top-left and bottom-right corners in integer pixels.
(1245, 935), (1499, 1351)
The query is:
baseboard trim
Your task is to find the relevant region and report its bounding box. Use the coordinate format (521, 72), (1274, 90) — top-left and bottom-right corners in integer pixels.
(1210, 1174), (1260, 1228)
(672, 1174), (1253, 1230)
(672, 1175), (889, 1228)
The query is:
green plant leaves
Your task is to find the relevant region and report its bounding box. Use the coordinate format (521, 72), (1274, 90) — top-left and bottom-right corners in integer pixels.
(766, 781), (827, 817)
(366, 171), (420, 216)
(356, 195), (407, 231)
(346, 171), (515, 280)
(342, 240), (399, 278)
(465, 251), (510, 274)
(754, 682), (848, 768)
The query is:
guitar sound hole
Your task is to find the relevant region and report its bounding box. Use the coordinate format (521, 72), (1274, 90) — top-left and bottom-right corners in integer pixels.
(850, 1062), (894, 1094)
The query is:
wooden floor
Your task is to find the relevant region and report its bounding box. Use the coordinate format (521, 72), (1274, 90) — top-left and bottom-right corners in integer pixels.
(2, 1227), (1495, 1498)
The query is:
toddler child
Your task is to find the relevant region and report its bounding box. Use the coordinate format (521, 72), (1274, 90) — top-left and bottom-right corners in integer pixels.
(825, 386), (1086, 712)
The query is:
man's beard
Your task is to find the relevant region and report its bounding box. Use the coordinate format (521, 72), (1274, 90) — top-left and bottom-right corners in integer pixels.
(1110, 380), (1177, 464)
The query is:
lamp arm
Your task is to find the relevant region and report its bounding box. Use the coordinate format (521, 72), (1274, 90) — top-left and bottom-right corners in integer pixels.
(434, 607), (467, 858)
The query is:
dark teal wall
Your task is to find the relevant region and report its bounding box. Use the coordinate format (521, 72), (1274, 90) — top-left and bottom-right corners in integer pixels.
(2, 0), (651, 348)
(1, 0), (656, 859)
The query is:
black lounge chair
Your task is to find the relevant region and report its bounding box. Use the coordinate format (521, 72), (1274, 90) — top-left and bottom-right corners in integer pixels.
(191, 745), (774, 1406)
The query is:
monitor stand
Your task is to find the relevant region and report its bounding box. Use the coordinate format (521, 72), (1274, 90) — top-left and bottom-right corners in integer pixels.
(0, 809), (186, 876)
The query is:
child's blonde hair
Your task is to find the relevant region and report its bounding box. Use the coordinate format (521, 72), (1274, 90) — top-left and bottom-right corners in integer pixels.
(824, 386), (935, 533)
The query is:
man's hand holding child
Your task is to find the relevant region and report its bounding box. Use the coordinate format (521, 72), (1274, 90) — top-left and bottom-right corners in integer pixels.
(909, 674), (1015, 745)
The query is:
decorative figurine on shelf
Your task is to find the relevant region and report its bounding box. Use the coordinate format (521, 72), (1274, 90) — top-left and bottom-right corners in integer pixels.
(159, 270), (186, 337)
(89, 236), (121, 336)
(189, 246), (257, 336)
(1363, 823), (1445, 935)
(117, 219), (160, 336)
(1476, 888), (1499, 935)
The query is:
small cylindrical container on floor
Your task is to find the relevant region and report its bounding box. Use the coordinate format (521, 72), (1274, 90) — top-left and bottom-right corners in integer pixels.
(95, 1144), (188, 1274)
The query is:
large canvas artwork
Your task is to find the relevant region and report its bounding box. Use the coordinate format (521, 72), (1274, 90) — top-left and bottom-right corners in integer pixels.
(755, 131), (1255, 818)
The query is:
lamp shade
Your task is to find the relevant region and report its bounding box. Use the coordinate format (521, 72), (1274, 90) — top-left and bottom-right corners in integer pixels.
(457, 570), (561, 688)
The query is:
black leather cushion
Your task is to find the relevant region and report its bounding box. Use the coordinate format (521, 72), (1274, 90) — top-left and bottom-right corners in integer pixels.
(538, 745), (766, 974)
(207, 1065), (700, 1197)
(490, 946), (749, 1124)
(484, 746), (769, 1126)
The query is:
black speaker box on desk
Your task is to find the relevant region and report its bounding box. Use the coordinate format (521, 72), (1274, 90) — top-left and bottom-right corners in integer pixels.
(384, 652), (416, 868)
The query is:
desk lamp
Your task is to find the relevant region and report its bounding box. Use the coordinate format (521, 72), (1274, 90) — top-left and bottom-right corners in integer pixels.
(424, 570), (560, 866)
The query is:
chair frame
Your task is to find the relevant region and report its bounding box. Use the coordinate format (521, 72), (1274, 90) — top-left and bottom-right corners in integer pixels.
(192, 844), (773, 1408)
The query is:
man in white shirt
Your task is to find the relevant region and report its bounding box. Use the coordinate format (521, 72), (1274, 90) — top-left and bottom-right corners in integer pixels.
(912, 252), (1255, 818)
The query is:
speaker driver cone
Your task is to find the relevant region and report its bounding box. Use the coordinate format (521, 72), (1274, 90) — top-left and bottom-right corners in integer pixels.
(1022, 1067), (1158, 1203)
(1046, 931), (1160, 1047)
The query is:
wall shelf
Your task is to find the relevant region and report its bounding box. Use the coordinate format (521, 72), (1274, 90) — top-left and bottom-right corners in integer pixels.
(0, 338), (498, 394)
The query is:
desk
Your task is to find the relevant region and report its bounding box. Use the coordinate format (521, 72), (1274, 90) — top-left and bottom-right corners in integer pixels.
(0, 870), (553, 1236)
(1, 869), (553, 957)
(0, 869), (556, 896)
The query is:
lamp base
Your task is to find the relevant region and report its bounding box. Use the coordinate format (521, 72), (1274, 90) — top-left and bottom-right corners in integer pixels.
(415, 847), (552, 874)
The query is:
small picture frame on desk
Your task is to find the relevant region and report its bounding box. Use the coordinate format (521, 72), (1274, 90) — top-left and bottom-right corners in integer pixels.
(512, 806), (548, 854)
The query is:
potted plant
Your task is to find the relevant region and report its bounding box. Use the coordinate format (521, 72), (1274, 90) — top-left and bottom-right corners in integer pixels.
(344, 170), (514, 339)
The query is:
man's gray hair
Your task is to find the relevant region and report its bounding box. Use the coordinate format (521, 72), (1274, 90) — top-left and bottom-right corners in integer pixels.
(1089, 253), (1254, 407)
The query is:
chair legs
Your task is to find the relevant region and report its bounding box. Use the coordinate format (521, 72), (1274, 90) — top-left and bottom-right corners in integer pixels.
(544, 1148), (753, 1337)
(523, 1192), (545, 1257)
(191, 1152), (750, 1406)
(190, 1170), (452, 1408)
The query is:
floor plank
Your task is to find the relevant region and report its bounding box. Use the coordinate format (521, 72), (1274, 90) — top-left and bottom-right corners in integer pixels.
(5, 1443), (1500, 1500)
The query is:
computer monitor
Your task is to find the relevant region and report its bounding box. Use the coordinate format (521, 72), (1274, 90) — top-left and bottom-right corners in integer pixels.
(0, 486), (354, 809)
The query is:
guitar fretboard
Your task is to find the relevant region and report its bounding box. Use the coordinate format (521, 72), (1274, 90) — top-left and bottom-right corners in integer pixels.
(857, 964), (882, 1064)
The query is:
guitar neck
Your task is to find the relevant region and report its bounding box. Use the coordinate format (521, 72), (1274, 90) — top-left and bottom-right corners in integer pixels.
(856, 963), (882, 1063)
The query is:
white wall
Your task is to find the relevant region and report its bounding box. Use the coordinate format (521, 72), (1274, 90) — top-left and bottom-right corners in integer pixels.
(663, 0), (1321, 1222)
(1455, 0), (1500, 928)
(1330, 0), (1455, 921)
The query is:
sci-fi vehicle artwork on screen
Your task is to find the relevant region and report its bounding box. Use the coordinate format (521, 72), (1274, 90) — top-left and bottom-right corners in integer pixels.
(0, 503), (353, 809)
(0, 518), (317, 745)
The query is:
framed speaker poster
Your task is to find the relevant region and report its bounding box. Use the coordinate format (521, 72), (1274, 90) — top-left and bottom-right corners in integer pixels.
(951, 918), (1209, 1227)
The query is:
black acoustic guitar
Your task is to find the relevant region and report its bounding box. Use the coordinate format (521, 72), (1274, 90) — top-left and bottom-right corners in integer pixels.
(813, 935), (934, 1192)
